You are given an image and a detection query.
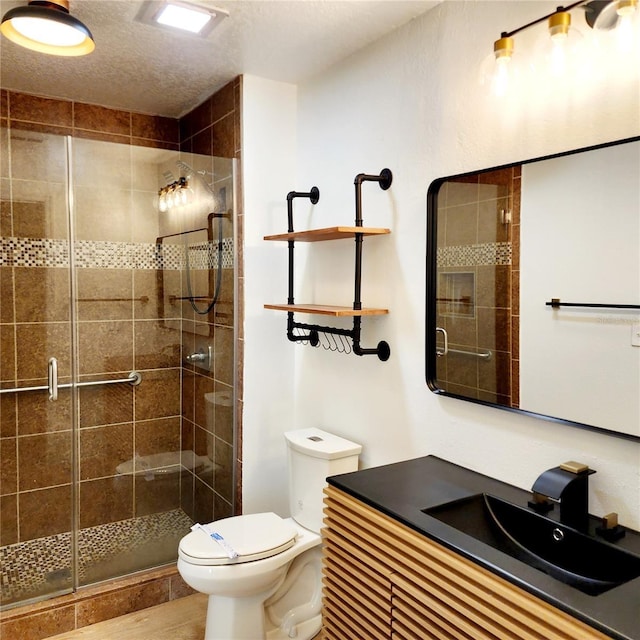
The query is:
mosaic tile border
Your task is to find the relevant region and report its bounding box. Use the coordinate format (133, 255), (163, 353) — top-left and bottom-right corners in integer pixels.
(0, 509), (193, 606)
(0, 237), (234, 270)
(437, 241), (512, 267)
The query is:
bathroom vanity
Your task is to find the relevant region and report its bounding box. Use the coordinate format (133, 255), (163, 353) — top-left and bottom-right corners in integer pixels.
(321, 456), (640, 640)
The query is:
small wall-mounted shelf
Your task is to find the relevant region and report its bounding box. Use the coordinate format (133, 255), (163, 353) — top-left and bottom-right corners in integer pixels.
(264, 303), (389, 316)
(264, 170), (393, 361)
(264, 226), (390, 242)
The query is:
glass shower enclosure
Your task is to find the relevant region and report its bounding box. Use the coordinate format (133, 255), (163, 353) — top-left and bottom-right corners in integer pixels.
(0, 128), (236, 608)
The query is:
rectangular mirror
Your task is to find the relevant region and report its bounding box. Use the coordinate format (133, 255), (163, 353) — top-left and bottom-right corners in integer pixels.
(426, 137), (640, 440)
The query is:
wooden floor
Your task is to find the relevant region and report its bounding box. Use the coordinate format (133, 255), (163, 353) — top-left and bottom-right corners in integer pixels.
(48, 594), (208, 640)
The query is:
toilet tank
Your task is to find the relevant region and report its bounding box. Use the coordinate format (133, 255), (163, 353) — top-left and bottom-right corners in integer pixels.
(285, 428), (362, 534)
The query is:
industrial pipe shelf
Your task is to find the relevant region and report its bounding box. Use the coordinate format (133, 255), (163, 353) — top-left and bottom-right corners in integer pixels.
(264, 303), (389, 316)
(264, 226), (390, 242)
(264, 169), (393, 361)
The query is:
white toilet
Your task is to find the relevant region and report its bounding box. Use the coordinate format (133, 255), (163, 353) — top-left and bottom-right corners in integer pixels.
(177, 428), (362, 640)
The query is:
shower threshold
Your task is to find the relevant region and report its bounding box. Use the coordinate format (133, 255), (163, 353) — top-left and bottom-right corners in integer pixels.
(0, 509), (193, 608)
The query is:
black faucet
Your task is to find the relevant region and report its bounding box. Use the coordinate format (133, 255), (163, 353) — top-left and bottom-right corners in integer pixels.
(529, 461), (596, 532)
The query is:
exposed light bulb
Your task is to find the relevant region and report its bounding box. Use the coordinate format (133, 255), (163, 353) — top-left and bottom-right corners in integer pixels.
(616, 0), (638, 17)
(479, 36), (517, 97)
(493, 56), (512, 96)
(537, 10), (585, 78)
(158, 177), (194, 212)
(613, 0), (639, 52)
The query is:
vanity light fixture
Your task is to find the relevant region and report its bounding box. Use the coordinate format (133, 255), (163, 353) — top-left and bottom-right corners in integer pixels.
(158, 177), (192, 212)
(0, 0), (94, 56)
(483, 0), (638, 94)
(136, 1), (229, 38)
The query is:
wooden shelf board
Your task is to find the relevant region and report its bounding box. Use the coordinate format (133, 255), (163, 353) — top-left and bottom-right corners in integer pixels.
(264, 226), (390, 242)
(264, 303), (389, 317)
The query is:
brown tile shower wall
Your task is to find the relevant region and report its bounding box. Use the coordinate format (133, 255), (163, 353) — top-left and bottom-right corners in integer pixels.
(510, 169), (521, 408)
(0, 80), (242, 635)
(436, 167), (520, 406)
(0, 89), (180, 148)
(0, 91), (183, 549)
(178, 78), (243, 520)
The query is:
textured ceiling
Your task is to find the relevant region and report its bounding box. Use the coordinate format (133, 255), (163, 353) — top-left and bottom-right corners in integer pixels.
(0, 0), (439, 118)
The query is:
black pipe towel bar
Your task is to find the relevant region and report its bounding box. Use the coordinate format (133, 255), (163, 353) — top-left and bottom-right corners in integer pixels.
(546, 298), (640, 310)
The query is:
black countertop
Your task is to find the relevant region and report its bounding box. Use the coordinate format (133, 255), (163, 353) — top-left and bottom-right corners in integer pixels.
(327, 455), (640, 640)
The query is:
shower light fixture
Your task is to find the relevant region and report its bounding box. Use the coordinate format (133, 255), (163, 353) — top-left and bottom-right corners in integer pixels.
(0, 0), (94, 56)
(158, 177), (192, 212)
(482, 0), (638, 94)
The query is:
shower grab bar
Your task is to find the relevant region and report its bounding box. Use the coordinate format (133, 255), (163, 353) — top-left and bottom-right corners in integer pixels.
(76, 296), (149, 303)
(435, 327), (492, 360)
(436, 346), (493, 360)
(0, 369), (142, 398)
(0, 383), (50, 395)
(75, 371), (142, 388)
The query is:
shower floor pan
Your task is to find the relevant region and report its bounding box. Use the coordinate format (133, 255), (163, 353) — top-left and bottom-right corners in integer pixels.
(0, 509), (193, 608)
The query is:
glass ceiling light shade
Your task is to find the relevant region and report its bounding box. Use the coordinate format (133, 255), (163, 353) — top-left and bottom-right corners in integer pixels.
(0, 0), (94, 56)
(479, 35), (520, 97)
(586, 0), (640, 53)
(539, 10), (586, 77)
(585, 0), (639, 29)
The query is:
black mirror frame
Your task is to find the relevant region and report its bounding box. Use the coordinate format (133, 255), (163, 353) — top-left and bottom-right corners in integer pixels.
(425, 135), (640, 443)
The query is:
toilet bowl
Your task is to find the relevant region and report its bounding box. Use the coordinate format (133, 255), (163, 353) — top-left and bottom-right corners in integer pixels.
(177, 428), (362, 640)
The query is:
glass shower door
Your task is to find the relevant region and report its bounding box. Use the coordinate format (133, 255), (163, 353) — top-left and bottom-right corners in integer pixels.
(0, 128), (75, 606)
(1, 128), (236, 608)
(70, 137), (191, 586)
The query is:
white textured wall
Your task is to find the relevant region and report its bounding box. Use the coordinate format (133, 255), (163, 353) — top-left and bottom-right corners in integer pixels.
(241, 76), (298, 516)
(242, 2), (640, 528)
(520, 144), (640, 436)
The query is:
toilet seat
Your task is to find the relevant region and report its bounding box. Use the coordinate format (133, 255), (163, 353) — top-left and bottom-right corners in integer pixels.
(179, 512), (298, 566)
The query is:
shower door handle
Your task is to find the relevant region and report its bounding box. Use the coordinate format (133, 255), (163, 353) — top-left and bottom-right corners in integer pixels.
(0, 362), (141, 400)
(435, 327), (448, 357)
(48, 357), (58, 402)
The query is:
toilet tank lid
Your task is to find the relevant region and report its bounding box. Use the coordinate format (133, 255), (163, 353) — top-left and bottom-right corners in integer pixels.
(284, 428), (362, 460)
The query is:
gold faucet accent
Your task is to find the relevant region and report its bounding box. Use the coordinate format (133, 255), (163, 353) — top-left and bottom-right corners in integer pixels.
(601, 512), (619, 530)
(559, 461), (590, 474)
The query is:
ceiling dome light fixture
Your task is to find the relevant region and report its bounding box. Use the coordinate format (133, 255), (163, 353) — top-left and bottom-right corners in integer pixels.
(0, 0), (95, 56)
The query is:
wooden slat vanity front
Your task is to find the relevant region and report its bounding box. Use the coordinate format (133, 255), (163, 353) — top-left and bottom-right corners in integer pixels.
(321, 486), (611, 640)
